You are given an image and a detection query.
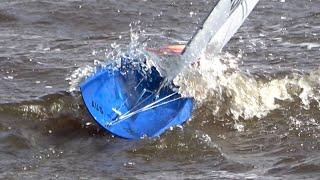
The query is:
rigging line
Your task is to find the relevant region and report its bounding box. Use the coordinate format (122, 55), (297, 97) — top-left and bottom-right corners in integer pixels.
(139, 92), (178, 110)
(111, 75), (153, 115)
(134, 88), (155, 105)
(108, 96), (184, 126)
(120, 96), (184, 121)
(106, 91), (153, 126)
(116, 92), (178, 121)
(154, 80), (168, 99)
(115, 91), (177, 122)
(119, 89), (155, 117)
(134, 78), (145, 90)
(139, 96), (184, 113)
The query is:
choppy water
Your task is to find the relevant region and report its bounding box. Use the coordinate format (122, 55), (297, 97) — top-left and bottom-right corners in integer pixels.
(0, 0), (319, 179)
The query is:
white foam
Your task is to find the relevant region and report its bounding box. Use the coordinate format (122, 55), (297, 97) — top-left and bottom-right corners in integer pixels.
(282, 42), (320, 50)
(66, 65), (95, 92)
(174, 53), (320, 120)
(67, 27), (320, 122)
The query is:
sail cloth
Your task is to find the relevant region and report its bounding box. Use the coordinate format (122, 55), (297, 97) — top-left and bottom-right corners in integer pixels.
(183, 0), (260, 63)
(80, 0), (259, 139)
(153, 0), (260, 81)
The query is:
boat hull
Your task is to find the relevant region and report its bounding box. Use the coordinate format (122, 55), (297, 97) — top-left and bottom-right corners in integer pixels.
(80, 57), (193, 139)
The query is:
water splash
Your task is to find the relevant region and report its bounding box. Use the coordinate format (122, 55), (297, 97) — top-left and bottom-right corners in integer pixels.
(66, 23), (149, 92)
(66, 22), (320, 123)
(66, 65), (95, 92)
(174, 52), (320, 120)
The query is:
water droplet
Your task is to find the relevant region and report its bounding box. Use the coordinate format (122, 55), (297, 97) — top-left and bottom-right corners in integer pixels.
(4, 76), (13, 80)
(189, 11), (196, 17)
(86, 122), (92, 126)
(124, 161), (136, 167)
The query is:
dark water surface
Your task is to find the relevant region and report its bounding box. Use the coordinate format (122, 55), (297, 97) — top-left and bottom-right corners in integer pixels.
(0, 0), (319, 179)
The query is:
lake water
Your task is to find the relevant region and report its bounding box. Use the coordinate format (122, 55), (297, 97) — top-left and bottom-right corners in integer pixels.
(0, 0), (319, 179)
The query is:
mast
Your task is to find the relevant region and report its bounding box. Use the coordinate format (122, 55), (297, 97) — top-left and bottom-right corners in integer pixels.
(151, 0), (260, 81)
(181, 0), (260, 64)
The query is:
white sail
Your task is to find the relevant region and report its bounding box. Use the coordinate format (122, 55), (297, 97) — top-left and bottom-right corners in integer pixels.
(182, 0), (260, 64)
(151, 0), (260, 81)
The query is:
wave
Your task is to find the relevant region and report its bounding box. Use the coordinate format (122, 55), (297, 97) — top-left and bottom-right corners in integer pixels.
(174, 52), (320, 121)
(0, 91), (109, 138)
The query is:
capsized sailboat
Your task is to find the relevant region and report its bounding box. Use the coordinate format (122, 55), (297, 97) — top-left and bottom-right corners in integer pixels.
(80, 0), (260, 139)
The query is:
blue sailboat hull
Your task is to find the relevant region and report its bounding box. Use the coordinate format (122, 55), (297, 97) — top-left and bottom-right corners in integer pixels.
(80, 57), (193, 139)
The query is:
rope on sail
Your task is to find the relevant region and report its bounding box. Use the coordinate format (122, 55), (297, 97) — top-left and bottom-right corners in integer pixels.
(107, 92), (180, 126)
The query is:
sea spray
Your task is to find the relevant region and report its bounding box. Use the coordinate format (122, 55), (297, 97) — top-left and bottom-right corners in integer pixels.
(174, 52), (320, 120)
(66, 23), (149, 92)
(66, 23), (320, 123)
(67, 37), (320, 123)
